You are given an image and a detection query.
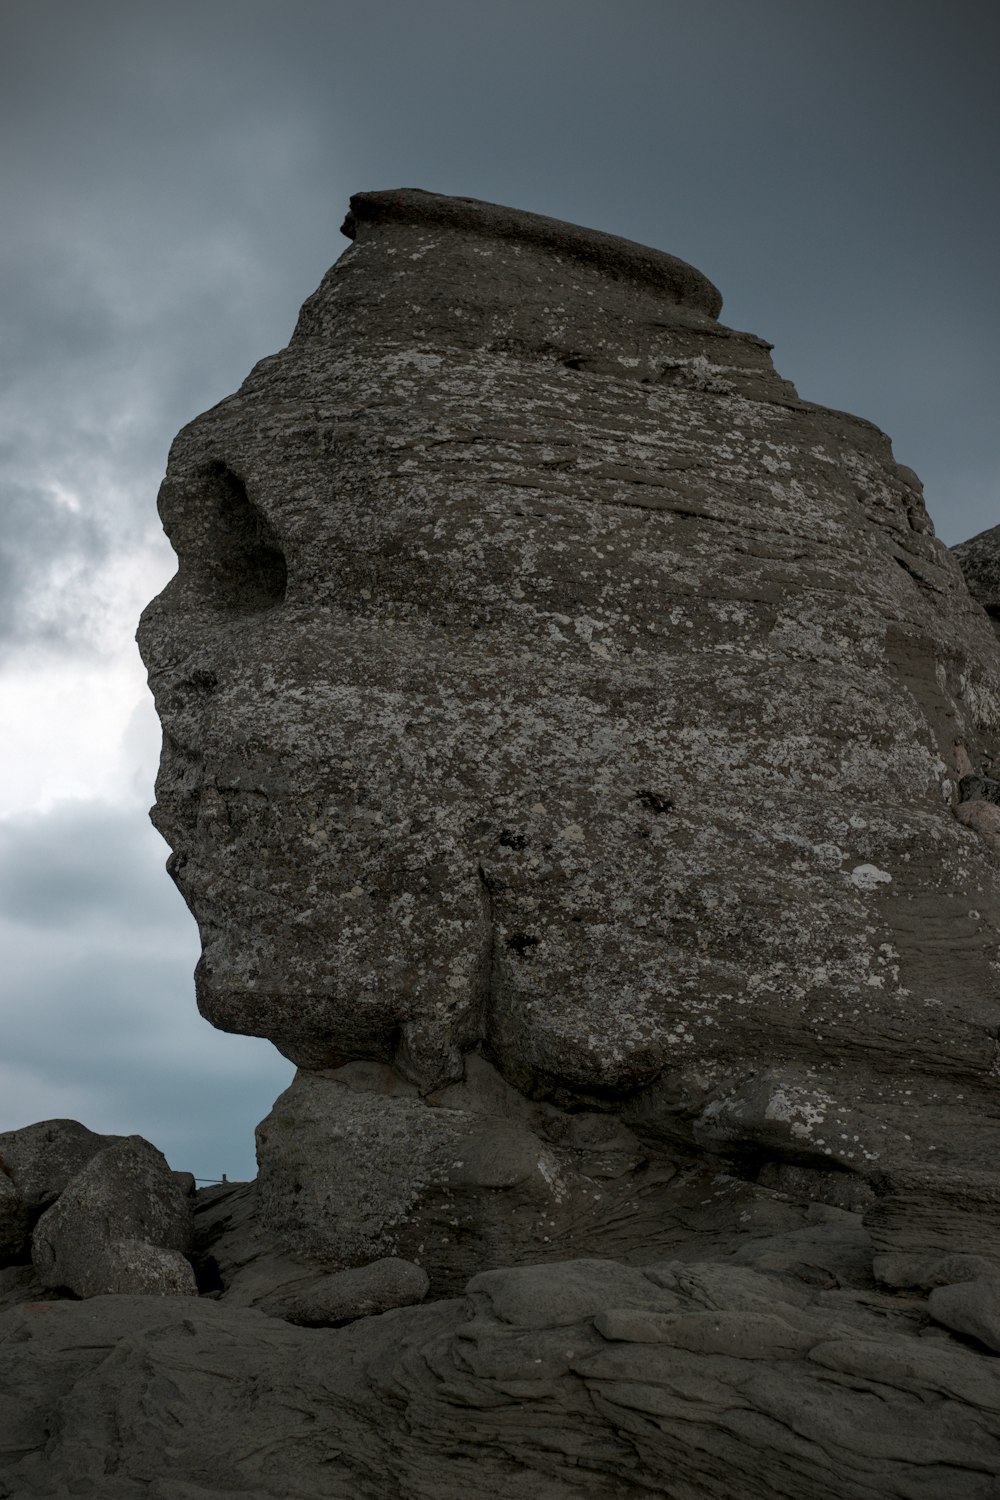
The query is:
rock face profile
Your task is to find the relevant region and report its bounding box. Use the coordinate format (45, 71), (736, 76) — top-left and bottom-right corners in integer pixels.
(4, 190), (1000, 1497)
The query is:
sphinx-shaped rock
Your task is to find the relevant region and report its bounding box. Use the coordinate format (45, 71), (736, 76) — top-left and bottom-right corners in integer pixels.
(4, 187), (1000, 1499)
(138, 188), (1000, 1283)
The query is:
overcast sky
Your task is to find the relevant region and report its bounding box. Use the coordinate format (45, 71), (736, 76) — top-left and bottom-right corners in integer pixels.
(1, 0), (997, 1181)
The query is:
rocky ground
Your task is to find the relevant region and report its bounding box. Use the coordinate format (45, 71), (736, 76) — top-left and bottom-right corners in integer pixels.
(3, 1105), (1000, 1497)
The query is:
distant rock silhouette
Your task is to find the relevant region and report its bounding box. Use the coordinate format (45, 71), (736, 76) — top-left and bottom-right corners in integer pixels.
(4, 190), (1000, 1497)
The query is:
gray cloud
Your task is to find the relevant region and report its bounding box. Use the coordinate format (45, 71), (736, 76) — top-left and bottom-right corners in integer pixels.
(0, 802), (174, 928)
(3, 0), (997, 570)
(0, 473), (108, 650)
(0, 801), (291, 1178)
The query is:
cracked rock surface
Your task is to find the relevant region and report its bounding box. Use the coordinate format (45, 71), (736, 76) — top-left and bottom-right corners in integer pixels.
(954, 522), (1000, 638)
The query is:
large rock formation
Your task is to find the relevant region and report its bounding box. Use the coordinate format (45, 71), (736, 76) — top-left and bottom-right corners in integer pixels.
(4, 190), (1000, 1496)
(136, 187), (1000, 1282)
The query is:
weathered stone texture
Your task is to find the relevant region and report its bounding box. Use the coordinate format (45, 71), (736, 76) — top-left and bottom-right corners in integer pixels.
(264, 1255), (429, 1326)
(138, 189), (1000, 1276)
(2, 1263), (1000, 1499)
(5, 189), (995, 1497)
(954, 521), (1000, 637)
(31, 1136), (195, 1298)
(930, 1276), (1000, 1354)
(0, 1119), (122, 1263)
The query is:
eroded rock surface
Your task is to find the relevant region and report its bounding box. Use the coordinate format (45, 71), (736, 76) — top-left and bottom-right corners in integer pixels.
(31, 1136), (195, 1299)
(137, 188), (1000, 1278)
(5, 190), (1000, 1496)
(2, 1261), (1000, 1499)
(954, 522), (1000, 638)
(0, 1119), (122, 1263)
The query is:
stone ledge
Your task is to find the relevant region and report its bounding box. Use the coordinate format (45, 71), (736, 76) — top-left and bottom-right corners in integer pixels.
(341, 187), (724, 317)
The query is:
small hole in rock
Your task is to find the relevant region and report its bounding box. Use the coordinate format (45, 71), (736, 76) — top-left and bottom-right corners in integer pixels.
(635, 789), (673, 814)
(203, 461), (287, 610)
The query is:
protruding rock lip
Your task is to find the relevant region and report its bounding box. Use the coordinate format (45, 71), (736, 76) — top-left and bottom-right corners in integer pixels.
(341, 188), (723, 319)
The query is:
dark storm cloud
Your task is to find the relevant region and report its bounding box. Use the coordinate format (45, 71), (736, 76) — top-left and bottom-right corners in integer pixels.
(0, 194), (280, 653)
(0, 800), (292, 1178)
(0, 801), (170, 927)
(0, 485), (100, 642)
(1, 3), (334, 651)
(0, 237), (122, 650)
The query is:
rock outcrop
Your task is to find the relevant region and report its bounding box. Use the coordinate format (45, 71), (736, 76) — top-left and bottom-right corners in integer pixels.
(0, 1118), (122, 1262)
(31, 1136), (196, 1298)
(137, 187), (1000, 1283)
(4, 190), (1000, 1496)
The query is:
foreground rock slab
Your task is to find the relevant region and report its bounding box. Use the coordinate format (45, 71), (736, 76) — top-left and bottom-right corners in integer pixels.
(1, 1259), (999, 1500)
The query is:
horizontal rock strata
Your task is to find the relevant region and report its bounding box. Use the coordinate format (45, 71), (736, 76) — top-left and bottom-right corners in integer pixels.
(954, 522), (1000, 637)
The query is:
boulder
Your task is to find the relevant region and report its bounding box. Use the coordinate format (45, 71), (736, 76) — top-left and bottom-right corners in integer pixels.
(930, 1277), (1000, 1354)
(0, 1118), (122, 1263)
(31, 1136), (196, 1298)
(0, 1118), (118, 1207)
